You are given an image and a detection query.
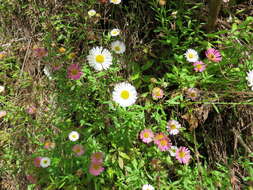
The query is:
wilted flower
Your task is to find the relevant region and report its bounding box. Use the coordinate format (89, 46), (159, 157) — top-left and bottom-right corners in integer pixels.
(193, 61), (206, 72)
(72, 144), (85, 156)
(89, 162), (104, 176)
(246, 70), (253, 91)
(26, 175), (37, 184)
(186, 88), (200, 100)
(205, 48), (222, 62)
(167, 120), (181, 135)
(44, 141), (56, 150)
(67, 64), (83, 80)
(152, 87), (164, 100)
(34, 157), (42, 167)
(0, 51), (7, 59)
(52, 63), (62, 71)
(33, 47), (48, 58)
(27, 105), (36, 115)
(58, 47), (66, 53)
(111, 40), (126, 54)
(139, 129), (154, 144)
(159, 0), (166, 6)
(176, 146), (191, 164)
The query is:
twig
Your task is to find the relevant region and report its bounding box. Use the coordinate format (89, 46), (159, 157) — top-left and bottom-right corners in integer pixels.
(232, 128), (252, 154)
(20, 39), (32, 77)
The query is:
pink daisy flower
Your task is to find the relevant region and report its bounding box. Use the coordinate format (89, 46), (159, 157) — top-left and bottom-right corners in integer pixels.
(193, 61), (206, 72)
(33, 47), (48, 58)
(157, 137), (172, 151)
(0, 110), (7, 119)
(139, 129), (154, 144)
(176, 146), (191, 164)
(67, 64), (83, 80)
(27, 105), (36, 115)
(72, 144), (85, 156)
(167, 120), (181, 135)
(152, 87), (164, 100)
(91, 152), (104, 163)
(154, 132), (166, 145)
(186, 88), (199, 100)
(89, 162), (104, 176)
(52, 64), (62, 71)
(205, 48), (222, 62)
(34, 157), (42, 167)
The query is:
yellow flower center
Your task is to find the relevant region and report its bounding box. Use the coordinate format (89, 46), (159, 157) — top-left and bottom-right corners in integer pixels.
(155, 134), (164, 141)
(188, 53), (194, 58)
(160, 139), (167, 146)
(95, 55), (105, 63)
(72, 134), (77, 139)
(143, 132), (150, 138)
(94, 153), (102, 160)
(43, 160), (48, 164)
(170, 124), (177, 130)
(114, 46), (121, 51)
(120, 90), (130, 99)
(71, 69), (78, 75)
(179, 151), (186, 158)
(190, 92), (197, 97)
(93, 163), (100, 170)
(112, 0), (118, 2)
(196, 64), (202, 69)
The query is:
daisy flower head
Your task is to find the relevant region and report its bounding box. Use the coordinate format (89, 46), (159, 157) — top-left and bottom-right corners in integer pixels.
(68, 131), (80, 141)
(0, 85), (4, 93)
(34, 157), (42, 167)
(186, 88), (199, 100)
(72, 144), (85, 156)
(142, 184), (155, 190)
(167, 120), (181, 135)
(110, 0), (121, 4)
(154, 132), (166, 145)
(176, 146), (191, 164)
(169, 146), (178, 157)
(40, 157), (51, 168)
(157, 137), (172, 151)
(44, 141), (55, 150)
(91, 152), (104, 163)
(152, 87), (164, 100)
(89, 162), (104, 176)
(246, 70), (253, 90)
(87, 46), (113, 71)
(112, 82), (137, 107)
(193, 61), (206, 72)
(205, 48), (222, 62)
(67, 64), (83, 80)
(110, 28), (120, 36)
(33, 47), (48, 58)
(139, 129), (154, 144)
(184, 49), (199, 63)
(27, 105), (36, 115)
(111, 40), (126, 54)
(88, 9), (96, 17)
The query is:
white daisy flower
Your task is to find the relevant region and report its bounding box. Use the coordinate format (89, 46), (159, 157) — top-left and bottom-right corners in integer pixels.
(110, 0), (121, 4)
(169, 146), (178, 157)
(111, 41), (126, 54)
(69, 131), (80, 141)
(184, 49), (199, 62)
(246, 70), (253, 90)
(88, 9), (96, 17)
(167, 120), (181, 135)
(40, 157), (51, 168)
(87, 46), (113, 71)
(0, 85), (5, 93)
(112, 82), (137, 107)
(110, 28), (120, 36)
(142, 184), (155, 190)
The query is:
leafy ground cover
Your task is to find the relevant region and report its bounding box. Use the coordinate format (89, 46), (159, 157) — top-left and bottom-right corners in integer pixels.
(0, 0), (253, 189)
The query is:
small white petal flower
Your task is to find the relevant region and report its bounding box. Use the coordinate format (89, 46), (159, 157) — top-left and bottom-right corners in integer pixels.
(167, 120), (181, 135)
(87, 46), (113, 71)
(110, 28), (120, 36)
(169, 146), (178, 157)
(40, 157), (51, 168)
(112, 82), (137, 107)
(184, 49), (199, 62)
(142, 184), (155, 190)
(110, 0), (121, 4)
(0, 85), (5, 93)
(246, 70), (253, 90)
(88, 9), (96, 17)
(43, 65), (52, 80)
(69, 131), (80, 141)
(111, 41), (126, 54)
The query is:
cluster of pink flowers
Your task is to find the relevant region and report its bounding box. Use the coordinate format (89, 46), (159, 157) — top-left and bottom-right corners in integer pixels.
(89, 152), (105, 176)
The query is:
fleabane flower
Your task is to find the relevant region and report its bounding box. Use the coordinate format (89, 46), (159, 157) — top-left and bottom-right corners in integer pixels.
(186, 88), (200, 100)
(91, 152), (104, 163)
(89, 162), (104, 176)
(152, 87), (164, 100)
(154, 132), (166, 145)
(72, 144), (85, 156)
(139, 129), (154, 144)
(167, 120), (181, 135)
(34, 157), (42, 168)
(169, 146), (178, 157)
(111, 40), (126, 54)
(142, 184), (155, 190)
(112, 82), (137, 107)
(184, 49), (199, 62)
(0, 85), (4, 93)
(87, 46), (113, 71)
(67, 64), (83, 80)
(205, 48), (222, 62)
(110, 28), (120, 36)
(88, 9), (96, 17)
(27, 105), (36, 115)
(157, 137), (172, 151)
(246, 70), (253, 90)
(33, 47), (48, 58)
(176, 146), (191, 164)
(40, 157), (51, 168)
(110, 0), (121, 4)
(193, 61), (206, 72)
(69, 131), (80, 141)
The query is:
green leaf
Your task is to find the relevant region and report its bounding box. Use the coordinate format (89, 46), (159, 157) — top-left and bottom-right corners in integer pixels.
(118, 157), (124, 169)
(119, 151), (130, 160)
